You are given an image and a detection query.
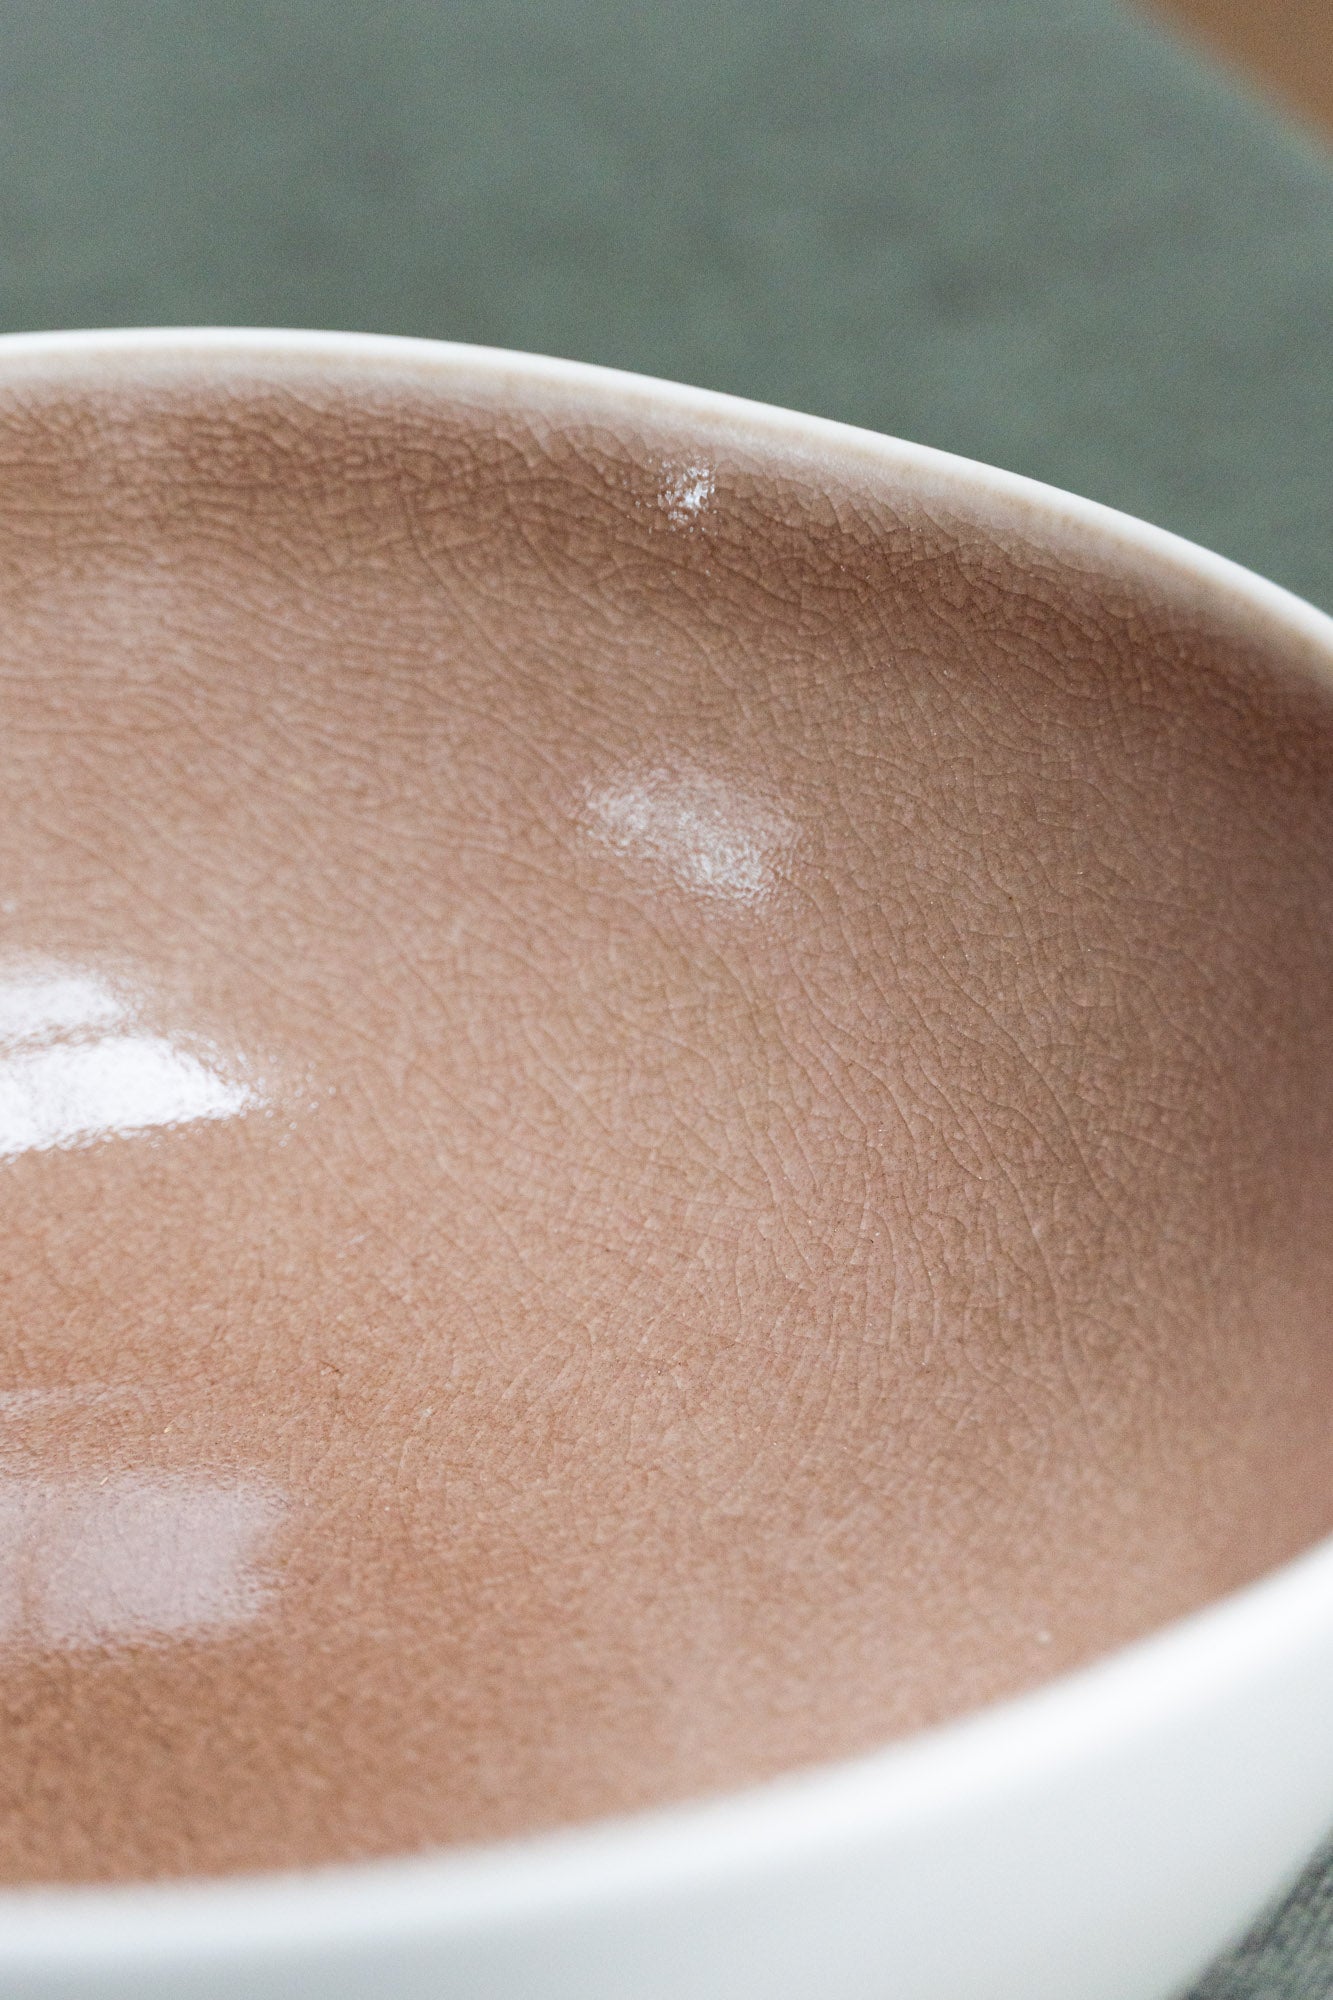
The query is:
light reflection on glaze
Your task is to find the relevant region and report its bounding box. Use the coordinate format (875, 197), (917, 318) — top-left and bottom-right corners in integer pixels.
(0, 970), (124, 1044)
(0, 963), (260, 1161)
(660, 462), (714, 528)
(0, 1471), (284, 1652)
(584, 767), (796, 907)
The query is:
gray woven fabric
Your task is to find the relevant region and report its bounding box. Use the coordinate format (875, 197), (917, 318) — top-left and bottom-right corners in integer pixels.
(1195, 1836), (1333, 2000)
(1, 2), (1332, 1990)
(1, 0), (1330, 607)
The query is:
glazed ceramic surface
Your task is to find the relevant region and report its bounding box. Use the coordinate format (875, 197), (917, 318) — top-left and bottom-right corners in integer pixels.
(1, 329), (1333, 1997)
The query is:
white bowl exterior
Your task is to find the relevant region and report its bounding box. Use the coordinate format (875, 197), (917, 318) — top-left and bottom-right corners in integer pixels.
(7, 1530), (1333, 2000)
(0, 327), (1332, 2000)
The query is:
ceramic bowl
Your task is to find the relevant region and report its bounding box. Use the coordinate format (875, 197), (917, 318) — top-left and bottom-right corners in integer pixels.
(1, 329), (1332, 2000)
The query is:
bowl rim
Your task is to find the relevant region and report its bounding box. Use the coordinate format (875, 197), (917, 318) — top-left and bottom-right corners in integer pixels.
(2, 322), (1333, 1967)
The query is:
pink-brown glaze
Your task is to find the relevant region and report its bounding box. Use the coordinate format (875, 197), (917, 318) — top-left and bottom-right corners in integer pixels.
(1, 345), (1332, 1885)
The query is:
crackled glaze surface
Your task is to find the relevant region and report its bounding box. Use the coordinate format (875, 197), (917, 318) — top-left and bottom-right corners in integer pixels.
(2, 347), (1333, 1884)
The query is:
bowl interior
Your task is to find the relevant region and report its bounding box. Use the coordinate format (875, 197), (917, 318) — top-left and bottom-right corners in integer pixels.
(2, 342), (1332, 1887)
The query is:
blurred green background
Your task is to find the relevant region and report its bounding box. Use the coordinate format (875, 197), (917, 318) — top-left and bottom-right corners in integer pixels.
(0, 4), (1331, 1993)
(1, 0), (1330, 607)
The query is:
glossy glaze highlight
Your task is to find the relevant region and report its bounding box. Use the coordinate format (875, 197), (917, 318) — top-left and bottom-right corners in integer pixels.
(0, 962), (262, 1160)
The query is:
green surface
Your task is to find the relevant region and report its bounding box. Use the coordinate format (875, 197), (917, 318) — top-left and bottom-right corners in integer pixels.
(1, 3), (1332, 1991)
(1, 0), (1330, 608)
(1196, 1833), (1333, 2000)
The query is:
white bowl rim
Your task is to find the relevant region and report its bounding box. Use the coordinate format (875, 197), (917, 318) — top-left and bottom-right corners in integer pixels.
(0, 323), (1332, 1968)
